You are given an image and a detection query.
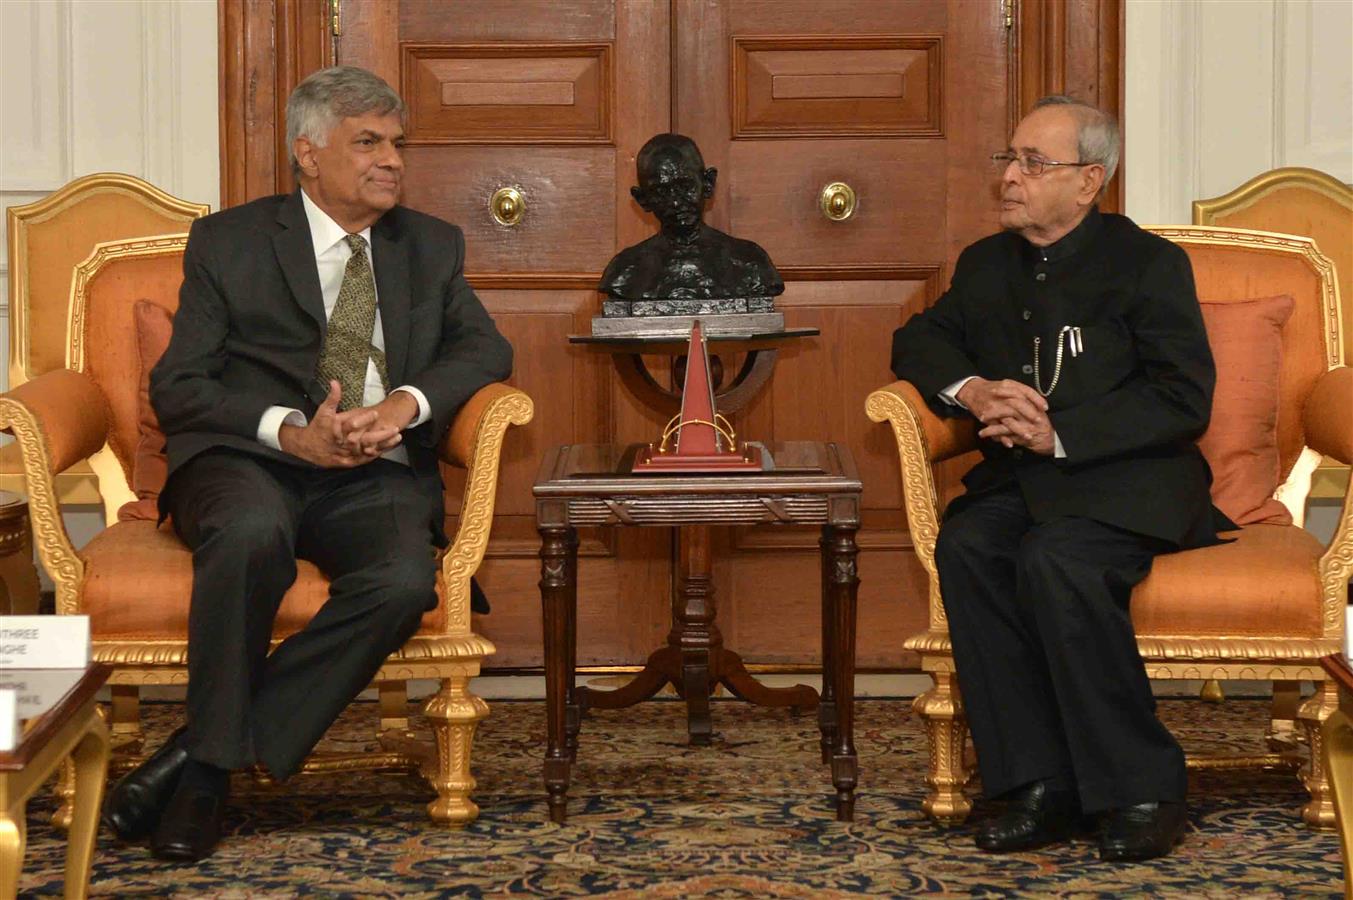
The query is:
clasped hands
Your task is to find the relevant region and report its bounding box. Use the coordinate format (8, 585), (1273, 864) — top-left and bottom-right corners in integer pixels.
(278, 380), (418, 468)
(956, 377), (1056, 456)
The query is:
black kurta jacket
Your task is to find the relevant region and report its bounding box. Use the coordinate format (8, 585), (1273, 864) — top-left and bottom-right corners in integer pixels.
(891, 208), (1234, 548)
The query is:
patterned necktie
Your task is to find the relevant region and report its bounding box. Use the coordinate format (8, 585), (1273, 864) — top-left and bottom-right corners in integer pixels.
(315, 234), (389, 411)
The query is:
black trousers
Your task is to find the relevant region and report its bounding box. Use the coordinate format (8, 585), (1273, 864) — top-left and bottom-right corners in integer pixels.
(934, 485), (1186, 812)
(165, 449), (442, 779)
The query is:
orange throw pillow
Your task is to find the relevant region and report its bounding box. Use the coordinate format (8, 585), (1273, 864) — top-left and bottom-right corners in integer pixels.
(1197, 294), (1294, 526)
(117, 301), (174, 522)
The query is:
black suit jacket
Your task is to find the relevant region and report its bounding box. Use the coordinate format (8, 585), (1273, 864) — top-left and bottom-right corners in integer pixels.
(151, 190), (512, 487)
(891, 210), (1232, 548)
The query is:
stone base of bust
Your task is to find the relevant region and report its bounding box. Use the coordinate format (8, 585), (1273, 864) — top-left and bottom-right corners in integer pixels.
(590, 311), (785, 338)
(601, 297), (776, 317)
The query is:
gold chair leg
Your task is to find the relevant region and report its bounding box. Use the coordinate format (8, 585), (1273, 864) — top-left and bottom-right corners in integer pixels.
(423, 674), (488, 826)
(913, 670), (972, 824)
(1268, 679), (1304, 750)
(1297, 678), (1339, 829)
(108, 685), (142, 745)
(377, 680), (411, 734)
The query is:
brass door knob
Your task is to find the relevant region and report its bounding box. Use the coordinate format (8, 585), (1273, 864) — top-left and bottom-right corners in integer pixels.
(819, 181), (857, 222)
(490, 186), (525, 226)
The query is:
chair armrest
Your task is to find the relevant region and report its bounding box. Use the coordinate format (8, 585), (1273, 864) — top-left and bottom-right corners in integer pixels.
(436, 383), (534, 634)
(866, 380), (974, 634)
(1304, 366), (1353, 465)
(0, 369), (110, 614)
(866, 380), (977, 463)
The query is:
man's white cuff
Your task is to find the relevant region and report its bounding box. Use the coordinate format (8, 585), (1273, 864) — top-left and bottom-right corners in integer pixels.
(258, 406), (307, 450)
(1053, 431), (1066, 458)
(391, 386), (431, 428)
(938, 376), (977, 409)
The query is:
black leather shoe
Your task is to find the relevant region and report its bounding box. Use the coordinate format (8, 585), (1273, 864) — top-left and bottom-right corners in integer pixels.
(150, 779), (227, 863)
(1098, 801), (1187, 862)
(102, 728), (188, 841)
(975, 780), (1083, 853)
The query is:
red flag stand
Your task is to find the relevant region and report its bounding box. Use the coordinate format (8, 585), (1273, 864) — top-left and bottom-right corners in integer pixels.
(632, 320), (765, 473)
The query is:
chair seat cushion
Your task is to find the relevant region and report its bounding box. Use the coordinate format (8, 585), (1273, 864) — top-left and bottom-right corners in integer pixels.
(1131, 524), (1324, 638)
(79, 520), (446, 638)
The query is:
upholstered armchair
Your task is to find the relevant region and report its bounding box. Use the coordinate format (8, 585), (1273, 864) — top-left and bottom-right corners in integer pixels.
(3, 174), (208, 506)
(0, 234), (532, 826)
(867, 225), (1351, 829)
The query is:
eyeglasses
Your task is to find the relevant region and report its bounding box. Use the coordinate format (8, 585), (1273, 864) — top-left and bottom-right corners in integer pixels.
(991, 151), (1097, 177)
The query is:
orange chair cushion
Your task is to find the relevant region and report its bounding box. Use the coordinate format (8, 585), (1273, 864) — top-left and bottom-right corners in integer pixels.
(1196, 294), (1294, 526)
(118, 301), (173, 522)
(80, 520), (446, 638)
(1131, 524), (1323, 637)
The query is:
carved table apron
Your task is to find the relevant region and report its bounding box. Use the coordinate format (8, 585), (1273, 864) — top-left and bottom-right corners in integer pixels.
(533, 440), (862, 824)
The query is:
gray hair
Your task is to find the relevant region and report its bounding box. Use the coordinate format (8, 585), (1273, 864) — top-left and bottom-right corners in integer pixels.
(1031, 95), (1120, 198)
(286, 66), (405, 177)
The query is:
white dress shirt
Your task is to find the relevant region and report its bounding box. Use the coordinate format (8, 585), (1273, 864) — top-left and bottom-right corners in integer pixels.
(256, 190), (431, 464)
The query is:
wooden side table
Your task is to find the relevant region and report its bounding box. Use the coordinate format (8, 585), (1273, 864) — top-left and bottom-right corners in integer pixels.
(0, 491), (40, 615)
(0, 664), (110, 900)
(1321, 654), (1352, 899)
(534, 441), (862, 824)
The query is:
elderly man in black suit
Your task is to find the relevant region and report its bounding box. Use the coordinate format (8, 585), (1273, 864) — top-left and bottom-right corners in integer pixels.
(891, 96), (1233, 861)
(102, 66), (512, 862)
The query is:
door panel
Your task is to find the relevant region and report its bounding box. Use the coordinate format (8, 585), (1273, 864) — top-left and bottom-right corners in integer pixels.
(402, 147), (617, 271)
(342, 0), (673, 669)
(341, 0), (1011, 670)
(677, 0), (1009, 668)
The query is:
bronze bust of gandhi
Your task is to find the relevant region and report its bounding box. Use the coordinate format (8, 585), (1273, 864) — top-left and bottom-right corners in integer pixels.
(595, 134), (784, 335)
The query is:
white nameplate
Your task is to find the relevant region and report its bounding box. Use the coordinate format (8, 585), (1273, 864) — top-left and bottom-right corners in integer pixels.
(0, 689), (15, 752)
(1345, 605), (1352, 659)
(0, 615), (90, 669)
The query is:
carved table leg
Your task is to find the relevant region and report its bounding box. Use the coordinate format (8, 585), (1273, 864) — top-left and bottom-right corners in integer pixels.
(818, 526), (836, 765)
(562, 530), (580, 762)
(824, 523), (859, 821)
(677, 525), (717, 745)
(540, 524), (578, 823)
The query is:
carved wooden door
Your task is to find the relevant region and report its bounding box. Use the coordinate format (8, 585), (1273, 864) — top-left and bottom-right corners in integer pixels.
(336, 0), (1013, 669)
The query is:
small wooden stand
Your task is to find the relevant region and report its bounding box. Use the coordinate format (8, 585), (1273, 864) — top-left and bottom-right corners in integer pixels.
(633, 321), (764, 473)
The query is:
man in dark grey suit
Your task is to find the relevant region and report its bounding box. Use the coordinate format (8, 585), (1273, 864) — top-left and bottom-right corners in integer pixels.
(103, 66), (512, 862)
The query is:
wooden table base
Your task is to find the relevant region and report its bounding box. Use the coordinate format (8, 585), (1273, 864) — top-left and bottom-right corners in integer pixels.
(575, 525), (819, 744)
(539, 520), (859, 826)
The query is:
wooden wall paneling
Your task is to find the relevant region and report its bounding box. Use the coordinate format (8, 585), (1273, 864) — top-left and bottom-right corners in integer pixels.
(679, 0), (1016, 671)
(726, 274), (936, 668)
(727, 140), (948, 266)
(1016, 0), (1125, 212)
(225, 0), (1123, 672)
(355, 0), (673, 670)
(218, 0), (333, 207)
(402, 43), (612, 143)
(397, 0), (616, 43)
(732, 36), (943, 138)
(402, 147), (617, 273)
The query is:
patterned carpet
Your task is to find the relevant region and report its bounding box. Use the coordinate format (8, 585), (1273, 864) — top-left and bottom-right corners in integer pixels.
(17, 695), (1346, 898)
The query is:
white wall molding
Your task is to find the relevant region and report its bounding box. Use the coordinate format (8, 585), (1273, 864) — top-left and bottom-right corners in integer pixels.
(0, 0), (71, 191)
(1278, 0), (1353, 179)
(1127, 0), (1351, 224)
(1, 0), (219, 392)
